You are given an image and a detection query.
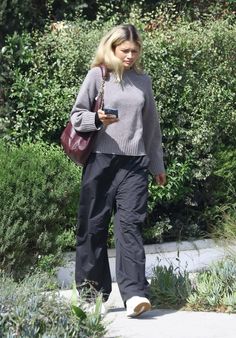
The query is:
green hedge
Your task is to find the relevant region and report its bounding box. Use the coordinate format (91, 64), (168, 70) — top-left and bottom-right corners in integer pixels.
(142, 18), (236, 240)
(0, 141), (81, 278)
(2, 18), (235, 149)
(0, 10), (235, 257)
(1, 1), (235, 45)
(0, 0), (95, 45)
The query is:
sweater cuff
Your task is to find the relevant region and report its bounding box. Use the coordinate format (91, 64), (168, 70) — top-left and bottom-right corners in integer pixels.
(149, 157), (165, 176)
(71, 111), (103, 132)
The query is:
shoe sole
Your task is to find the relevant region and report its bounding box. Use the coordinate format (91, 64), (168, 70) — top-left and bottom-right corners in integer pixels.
(127, 302), (151, 318)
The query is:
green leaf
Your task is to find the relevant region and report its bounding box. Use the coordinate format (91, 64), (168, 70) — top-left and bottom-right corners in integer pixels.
(71, 305), (87, 320)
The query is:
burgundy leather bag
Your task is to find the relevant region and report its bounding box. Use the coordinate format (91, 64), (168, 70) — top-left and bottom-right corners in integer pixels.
(60, 65), (106, 166)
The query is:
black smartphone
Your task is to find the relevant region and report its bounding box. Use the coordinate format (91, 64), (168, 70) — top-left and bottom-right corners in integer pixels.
(104, 108), (119, 118)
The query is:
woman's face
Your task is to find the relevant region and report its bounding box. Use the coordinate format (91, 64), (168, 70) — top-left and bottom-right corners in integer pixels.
(114, 40), (140, 69)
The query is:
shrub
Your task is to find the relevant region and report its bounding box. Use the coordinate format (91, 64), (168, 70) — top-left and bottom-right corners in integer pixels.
(213, 148), (236, 204)
(0, 272), (106, 337)
(0, 22), (109, 143)
(142, 17), (236, 240)
(203, 148), (236, 241)
(0, 141), (81, 278)
(150, 257), (236, 312)
(0, 0), (47, 44)
(144, 19), (236, 179)
(0, 0), (94, 45)
(211, 204), (236, 244)
(1, 10), (235, 242)
(187, 258), (236, 312)
(150, 260), (192, 308)
(1, 1), (235, 46)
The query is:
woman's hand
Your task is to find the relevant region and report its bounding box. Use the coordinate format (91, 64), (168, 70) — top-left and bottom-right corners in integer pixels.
(155, 173), (167, 186)
(98, 109), (119, 126)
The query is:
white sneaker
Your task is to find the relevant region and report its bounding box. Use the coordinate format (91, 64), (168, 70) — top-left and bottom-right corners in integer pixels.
(126, 296), (151, 318)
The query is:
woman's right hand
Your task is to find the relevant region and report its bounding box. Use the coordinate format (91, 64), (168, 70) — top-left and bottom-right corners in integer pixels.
(97, 109), (119, 126)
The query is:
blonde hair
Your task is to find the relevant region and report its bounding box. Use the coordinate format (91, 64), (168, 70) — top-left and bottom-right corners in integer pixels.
(91, 24), (143, 81)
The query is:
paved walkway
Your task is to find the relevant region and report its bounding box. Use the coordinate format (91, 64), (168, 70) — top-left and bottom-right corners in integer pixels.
(58, 240), (236, 338)
(103, 283), (236, 338)
(104, 308), (236, 338)
(60, 282), (236, 338)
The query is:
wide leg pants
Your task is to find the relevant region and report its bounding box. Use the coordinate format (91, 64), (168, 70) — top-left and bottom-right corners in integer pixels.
(75, 153), (150, 303)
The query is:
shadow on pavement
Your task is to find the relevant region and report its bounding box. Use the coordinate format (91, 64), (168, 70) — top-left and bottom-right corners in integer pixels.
(107, 307), (178, 319)
(139, 308), (178, 319)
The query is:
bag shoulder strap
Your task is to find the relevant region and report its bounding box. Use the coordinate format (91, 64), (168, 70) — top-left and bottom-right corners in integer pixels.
(95, 64), (107, 110)
(100, 64), (108, 79)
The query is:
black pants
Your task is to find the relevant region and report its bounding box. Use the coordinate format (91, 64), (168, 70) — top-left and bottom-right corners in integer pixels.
(75, 153), (149, 303)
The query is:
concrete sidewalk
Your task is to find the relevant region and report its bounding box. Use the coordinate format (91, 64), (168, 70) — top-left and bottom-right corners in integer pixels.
(103, 282), (236, 338)
(104, 307), (236, 338)
(58, 240), (236, 338)
(60, 282), (236, 338)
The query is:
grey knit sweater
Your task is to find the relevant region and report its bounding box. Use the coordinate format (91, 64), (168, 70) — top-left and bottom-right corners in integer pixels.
(70, 66), (165, 175)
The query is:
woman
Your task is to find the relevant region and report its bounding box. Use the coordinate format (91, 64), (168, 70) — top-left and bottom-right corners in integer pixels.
(70, 24), (166, 317)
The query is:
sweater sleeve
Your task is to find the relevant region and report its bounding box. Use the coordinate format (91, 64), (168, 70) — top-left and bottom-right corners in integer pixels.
(70, 67), (103, 132)
(142, 75), (165, 175)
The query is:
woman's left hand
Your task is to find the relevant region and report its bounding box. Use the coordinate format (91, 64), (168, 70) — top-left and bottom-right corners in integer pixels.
(155, 173), (167, 186)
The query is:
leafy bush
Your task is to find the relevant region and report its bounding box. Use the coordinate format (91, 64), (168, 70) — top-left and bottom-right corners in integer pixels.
(0, 141), (81, 278)
(203, 149), (236, 241)
(87, 0), (236, 27)
(150, 261), (192, 308)
(142, 17), (236, 240)
(1, 6), (236, 243)
(1, 1), (235, 45)
(187, 258), (236, 312)
(213, 149), (236, 203)
(144, 18), (235, 179)
(0, 0), (96, 45)
(0, 272), (106, 337)
(0, 22), (108, 143)
(150, 257), (236, 312)
(211, 204), (236, 244)
(0, 0), (47, 44)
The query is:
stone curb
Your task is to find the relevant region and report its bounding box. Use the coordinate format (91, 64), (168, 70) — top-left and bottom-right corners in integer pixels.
(108, 238), (221, 257)
(57, 239), (236, 287)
